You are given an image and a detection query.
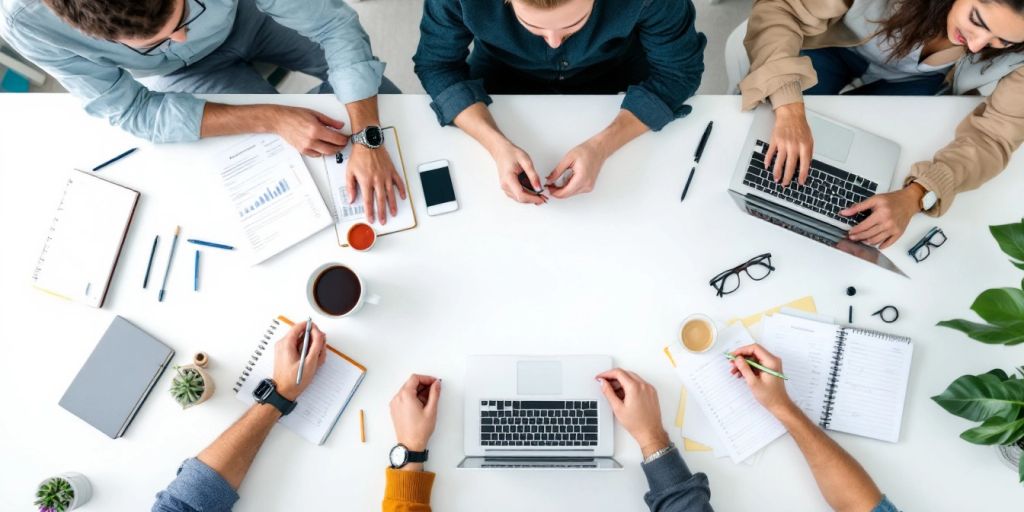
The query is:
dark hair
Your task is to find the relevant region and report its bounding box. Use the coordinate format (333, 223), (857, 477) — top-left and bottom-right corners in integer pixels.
(879, 0), (1024, 62)
(43, 0), (177, 40)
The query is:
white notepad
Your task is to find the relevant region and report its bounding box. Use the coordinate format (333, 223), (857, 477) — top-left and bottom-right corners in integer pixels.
(210, 134), (332, 264)
(322, 127), (417, 246)
(233, 316), (367, 445)
(32, 170), (139, 307)
(761, 313), (913, 442)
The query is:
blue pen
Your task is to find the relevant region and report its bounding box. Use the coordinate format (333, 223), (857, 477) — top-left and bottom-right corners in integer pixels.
(187, 239), (235, 251)
(158, 226), (180, 302)
(193, 250), (200, 292)
(92, 147), (138, 172)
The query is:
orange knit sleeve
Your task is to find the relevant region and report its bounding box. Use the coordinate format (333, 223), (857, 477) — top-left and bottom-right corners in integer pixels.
(382, 468), (435, 512)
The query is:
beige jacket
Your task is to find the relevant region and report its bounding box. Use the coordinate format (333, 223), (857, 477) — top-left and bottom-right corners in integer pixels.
(739, 0), (1024, 216)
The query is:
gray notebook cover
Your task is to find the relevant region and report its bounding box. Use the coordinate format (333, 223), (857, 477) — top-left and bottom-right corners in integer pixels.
(59, 316), (174, 438)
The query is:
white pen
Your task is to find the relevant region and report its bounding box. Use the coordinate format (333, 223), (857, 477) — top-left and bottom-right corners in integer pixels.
(296, 317), (312, 385)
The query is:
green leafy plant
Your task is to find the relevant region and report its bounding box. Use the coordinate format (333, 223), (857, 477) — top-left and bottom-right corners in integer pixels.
(170, 366), (206, 408)
(35, 477), (74, 512)
(937, 219), (1024, 345)
(932, 368), (1024, 482)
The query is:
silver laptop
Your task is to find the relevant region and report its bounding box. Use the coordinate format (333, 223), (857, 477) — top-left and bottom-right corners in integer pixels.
(728, 105), (906, 277)
(458, 355), (622, 470)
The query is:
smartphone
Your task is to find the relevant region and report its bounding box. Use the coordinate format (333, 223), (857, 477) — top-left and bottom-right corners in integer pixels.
(417, 159), (459, 216)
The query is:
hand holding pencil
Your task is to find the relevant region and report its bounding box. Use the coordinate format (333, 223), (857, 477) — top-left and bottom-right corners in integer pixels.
(728, 343), (796, 416)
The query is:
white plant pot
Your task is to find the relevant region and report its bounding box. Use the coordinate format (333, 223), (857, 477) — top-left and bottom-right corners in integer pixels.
(36, 472), (92, 510)
(997, 441), (1024, 474)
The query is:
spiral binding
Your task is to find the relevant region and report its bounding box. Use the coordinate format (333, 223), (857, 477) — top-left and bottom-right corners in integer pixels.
(847, 327), (912, 344)
(233, 318), (282, 393)
(820, 330), (848, 428)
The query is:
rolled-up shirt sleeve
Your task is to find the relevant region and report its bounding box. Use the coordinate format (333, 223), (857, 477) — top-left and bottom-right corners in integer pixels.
(413, 0), (490, 126)
(641, 448), (714, 512)
(625, 0), (706, 131)
(1, 22), (205, 143)
(151, 458), (239, 512)
(257, 0), (384, 104)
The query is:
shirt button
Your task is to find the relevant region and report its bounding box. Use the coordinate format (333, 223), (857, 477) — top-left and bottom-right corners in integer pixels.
(558, 75), (565, 80)
(561, 60), (569, 67)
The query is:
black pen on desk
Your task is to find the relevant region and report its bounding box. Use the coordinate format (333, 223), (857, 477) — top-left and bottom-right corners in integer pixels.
(92, 147), (138, 172)
(143, 235), (159, 288)
(681, 121), (714, 202)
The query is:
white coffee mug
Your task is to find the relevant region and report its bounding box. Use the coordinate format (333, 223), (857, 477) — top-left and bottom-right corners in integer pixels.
(306, 263), (380, 317)
(679, 313), (717, 353)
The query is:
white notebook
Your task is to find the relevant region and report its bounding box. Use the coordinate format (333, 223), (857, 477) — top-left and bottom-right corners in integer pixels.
(233, 316), (367, 445)
(761, 313), (913, 442)
(210, 134), (332, 264)
(322, 127), (417, 246)
(32, 170), (139, 308)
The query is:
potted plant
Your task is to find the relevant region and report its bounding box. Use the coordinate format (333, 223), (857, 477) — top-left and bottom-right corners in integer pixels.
(170, 363), (214, 409)
(34, 472), (92, 511)
(933, 218), (1024, 483)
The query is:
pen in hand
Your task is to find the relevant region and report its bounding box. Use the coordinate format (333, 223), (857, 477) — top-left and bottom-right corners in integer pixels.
(724, 352), (789, 380)
(296, 318), (313, 385)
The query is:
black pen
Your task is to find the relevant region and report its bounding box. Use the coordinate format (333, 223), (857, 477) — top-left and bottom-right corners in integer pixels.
(93, 147), (138, 172)
(681, 121), (714, 202)
(143, 235), (159, 288)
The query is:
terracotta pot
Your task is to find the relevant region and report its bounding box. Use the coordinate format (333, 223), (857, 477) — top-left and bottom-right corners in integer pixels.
(174, 364), (215, 409)
(36, 472), (92, 510)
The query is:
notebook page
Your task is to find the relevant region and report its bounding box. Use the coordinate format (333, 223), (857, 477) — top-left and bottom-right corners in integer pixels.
(33, 171), (138, 307)
(827, 328), (913, 442)
(760, 314), (840, 426)
(674, 324), (786, 463)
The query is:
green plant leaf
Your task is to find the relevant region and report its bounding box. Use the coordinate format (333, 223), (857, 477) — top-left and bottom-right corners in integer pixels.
(972, 288), (1024, 326)
(991, 220), (1024, 263)
(961, 416), (1024, 445)
(937, 319), (1024, 345)
(986, 368), (1011, 381)
(931, 373), (1024, 421)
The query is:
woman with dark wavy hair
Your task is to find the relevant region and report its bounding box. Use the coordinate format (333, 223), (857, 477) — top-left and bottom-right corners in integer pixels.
(739, 0), (1024, 248)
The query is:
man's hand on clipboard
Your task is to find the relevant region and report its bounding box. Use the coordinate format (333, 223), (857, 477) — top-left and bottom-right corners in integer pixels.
(346, 144), (408, 226)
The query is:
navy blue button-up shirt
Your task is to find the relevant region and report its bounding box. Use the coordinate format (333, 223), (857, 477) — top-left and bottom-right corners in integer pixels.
(413, 0), (705, 131)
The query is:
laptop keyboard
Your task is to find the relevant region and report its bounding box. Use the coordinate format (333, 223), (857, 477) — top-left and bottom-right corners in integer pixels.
(743, 140), (876, 226)
(480, 400), (599, 447)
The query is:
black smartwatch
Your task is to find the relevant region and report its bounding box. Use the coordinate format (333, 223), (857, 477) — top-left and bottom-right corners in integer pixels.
(252, 378), (297, 416)
(352, 125), (384, 149)
(389, 443), (428, 469)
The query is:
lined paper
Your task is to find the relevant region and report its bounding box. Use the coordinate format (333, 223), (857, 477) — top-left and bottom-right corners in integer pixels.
(760, 314), (837, 425)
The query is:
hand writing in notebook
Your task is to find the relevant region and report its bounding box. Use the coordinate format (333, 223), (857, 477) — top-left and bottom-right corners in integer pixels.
(390, 374), (442, 454)
(728, 344), (795, 416)
(274, 321), (327, 401)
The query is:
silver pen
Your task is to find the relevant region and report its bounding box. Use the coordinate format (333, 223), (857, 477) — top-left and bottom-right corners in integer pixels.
(296, 318), (312, 385)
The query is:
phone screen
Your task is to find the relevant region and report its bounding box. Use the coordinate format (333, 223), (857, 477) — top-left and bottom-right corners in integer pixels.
(420, 166), (456, 207)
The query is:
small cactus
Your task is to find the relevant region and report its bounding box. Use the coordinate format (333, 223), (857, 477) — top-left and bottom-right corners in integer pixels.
(35, 477), (74, 512)
(170, 366), (206, 408)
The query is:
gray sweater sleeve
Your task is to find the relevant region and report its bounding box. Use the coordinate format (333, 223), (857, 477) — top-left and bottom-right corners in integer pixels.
(641, 447), (714, 512)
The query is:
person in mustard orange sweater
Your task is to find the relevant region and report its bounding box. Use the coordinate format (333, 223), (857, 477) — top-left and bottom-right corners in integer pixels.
(383, 374), (443, 512)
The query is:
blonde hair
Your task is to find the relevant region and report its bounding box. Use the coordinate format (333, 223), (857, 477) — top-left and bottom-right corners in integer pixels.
(505, 0), (575, 8)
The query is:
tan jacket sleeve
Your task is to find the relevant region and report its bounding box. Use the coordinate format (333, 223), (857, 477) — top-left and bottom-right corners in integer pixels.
(739, 0), (852, 110)
(906, 68), (1024, 216)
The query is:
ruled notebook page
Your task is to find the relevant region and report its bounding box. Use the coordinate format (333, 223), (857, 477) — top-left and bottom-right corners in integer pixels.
(760, 314), (838, 425)
(828, 328), (913, 443)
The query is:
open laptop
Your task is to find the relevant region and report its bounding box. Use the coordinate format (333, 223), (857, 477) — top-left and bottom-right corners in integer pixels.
(458, 355), (622, 470)
(728, 105), (907, 277)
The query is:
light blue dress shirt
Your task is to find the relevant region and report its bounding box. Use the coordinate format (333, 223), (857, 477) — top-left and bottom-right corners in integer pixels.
(0, 0), (384, 142)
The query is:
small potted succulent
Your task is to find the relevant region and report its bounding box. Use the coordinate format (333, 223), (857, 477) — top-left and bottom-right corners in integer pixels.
(170, 355), (214, 409)
(35, 472), (92, 511)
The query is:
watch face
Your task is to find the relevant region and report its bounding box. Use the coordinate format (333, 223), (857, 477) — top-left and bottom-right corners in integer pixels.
(254, 379), (274, 401)
(365, 126), (383, 147)
(389, 444), (408, 467)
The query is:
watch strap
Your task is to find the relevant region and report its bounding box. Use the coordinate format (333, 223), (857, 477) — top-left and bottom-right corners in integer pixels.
(642, 443), (676, 465)
(406, 449), (428, 463)
(255, 381), (296, 416)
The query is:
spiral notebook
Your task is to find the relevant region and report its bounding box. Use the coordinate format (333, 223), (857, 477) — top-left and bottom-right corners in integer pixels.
(761, 313), (913, 442)
(233, 316), (366, 445)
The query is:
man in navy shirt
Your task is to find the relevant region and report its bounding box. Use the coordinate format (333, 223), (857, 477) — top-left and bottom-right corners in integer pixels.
(413, 0), (705, 204)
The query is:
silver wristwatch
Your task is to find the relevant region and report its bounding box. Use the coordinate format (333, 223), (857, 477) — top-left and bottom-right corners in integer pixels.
(643, 442), (676, 464)
(908, 180), (937, 212)
(352, 125), (384, 149)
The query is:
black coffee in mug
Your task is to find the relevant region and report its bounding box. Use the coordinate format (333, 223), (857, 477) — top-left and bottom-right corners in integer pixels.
(313, 265), (361, 316)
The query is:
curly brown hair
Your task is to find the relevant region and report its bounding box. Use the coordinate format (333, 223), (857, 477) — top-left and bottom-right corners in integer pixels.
(879, 0), (1024, 62)
(43, 0), (177, 40)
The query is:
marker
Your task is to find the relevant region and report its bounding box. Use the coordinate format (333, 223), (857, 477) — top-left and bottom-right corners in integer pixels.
(92, 147), (138, 172)
(187, 239), (234, 251)
(158, 226), (181, 302)
(143, 235), (159, 288)
(296, 318), (312, 385)
(193, 250), (200, 292)
(724, 352), (789, 380)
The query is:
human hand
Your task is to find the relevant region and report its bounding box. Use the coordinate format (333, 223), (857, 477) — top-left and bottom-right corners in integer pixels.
(273, 321), (327, 401)
(766, 103), (813, 187)
(346, 145), (407, 225)
(490, 141), (547, 205)
(841, 184), (923, 248)
(267, 105), (350, 158)
(728, 343), (795, 416)
(546, 139), (607, 199)
(390, 374), (441, 453)
(596, 368), (670, 458)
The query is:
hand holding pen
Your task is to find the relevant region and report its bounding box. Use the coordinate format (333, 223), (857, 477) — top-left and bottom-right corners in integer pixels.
(728, 343), (796, 415)
(273, 320), (326, 401)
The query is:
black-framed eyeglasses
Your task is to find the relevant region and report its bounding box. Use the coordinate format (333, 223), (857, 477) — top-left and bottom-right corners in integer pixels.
(118, 0), (206, 56)
(709, 253), (775, 297)
(872, 305), (900, 323)
(908, 227), (947, 263)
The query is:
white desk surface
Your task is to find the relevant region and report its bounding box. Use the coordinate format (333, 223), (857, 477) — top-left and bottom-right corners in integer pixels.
(1, 93), (1021, 511)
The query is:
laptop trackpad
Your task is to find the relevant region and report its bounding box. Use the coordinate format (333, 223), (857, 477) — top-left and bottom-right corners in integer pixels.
(517, 361), (562, 395)
(808, 115), (854, 163)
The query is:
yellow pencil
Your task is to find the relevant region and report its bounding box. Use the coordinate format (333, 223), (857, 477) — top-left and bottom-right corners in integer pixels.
(359, 409), (366, 443)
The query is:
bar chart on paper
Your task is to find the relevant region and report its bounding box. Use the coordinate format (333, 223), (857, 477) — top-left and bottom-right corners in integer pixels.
(212, 134), (331, 264)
